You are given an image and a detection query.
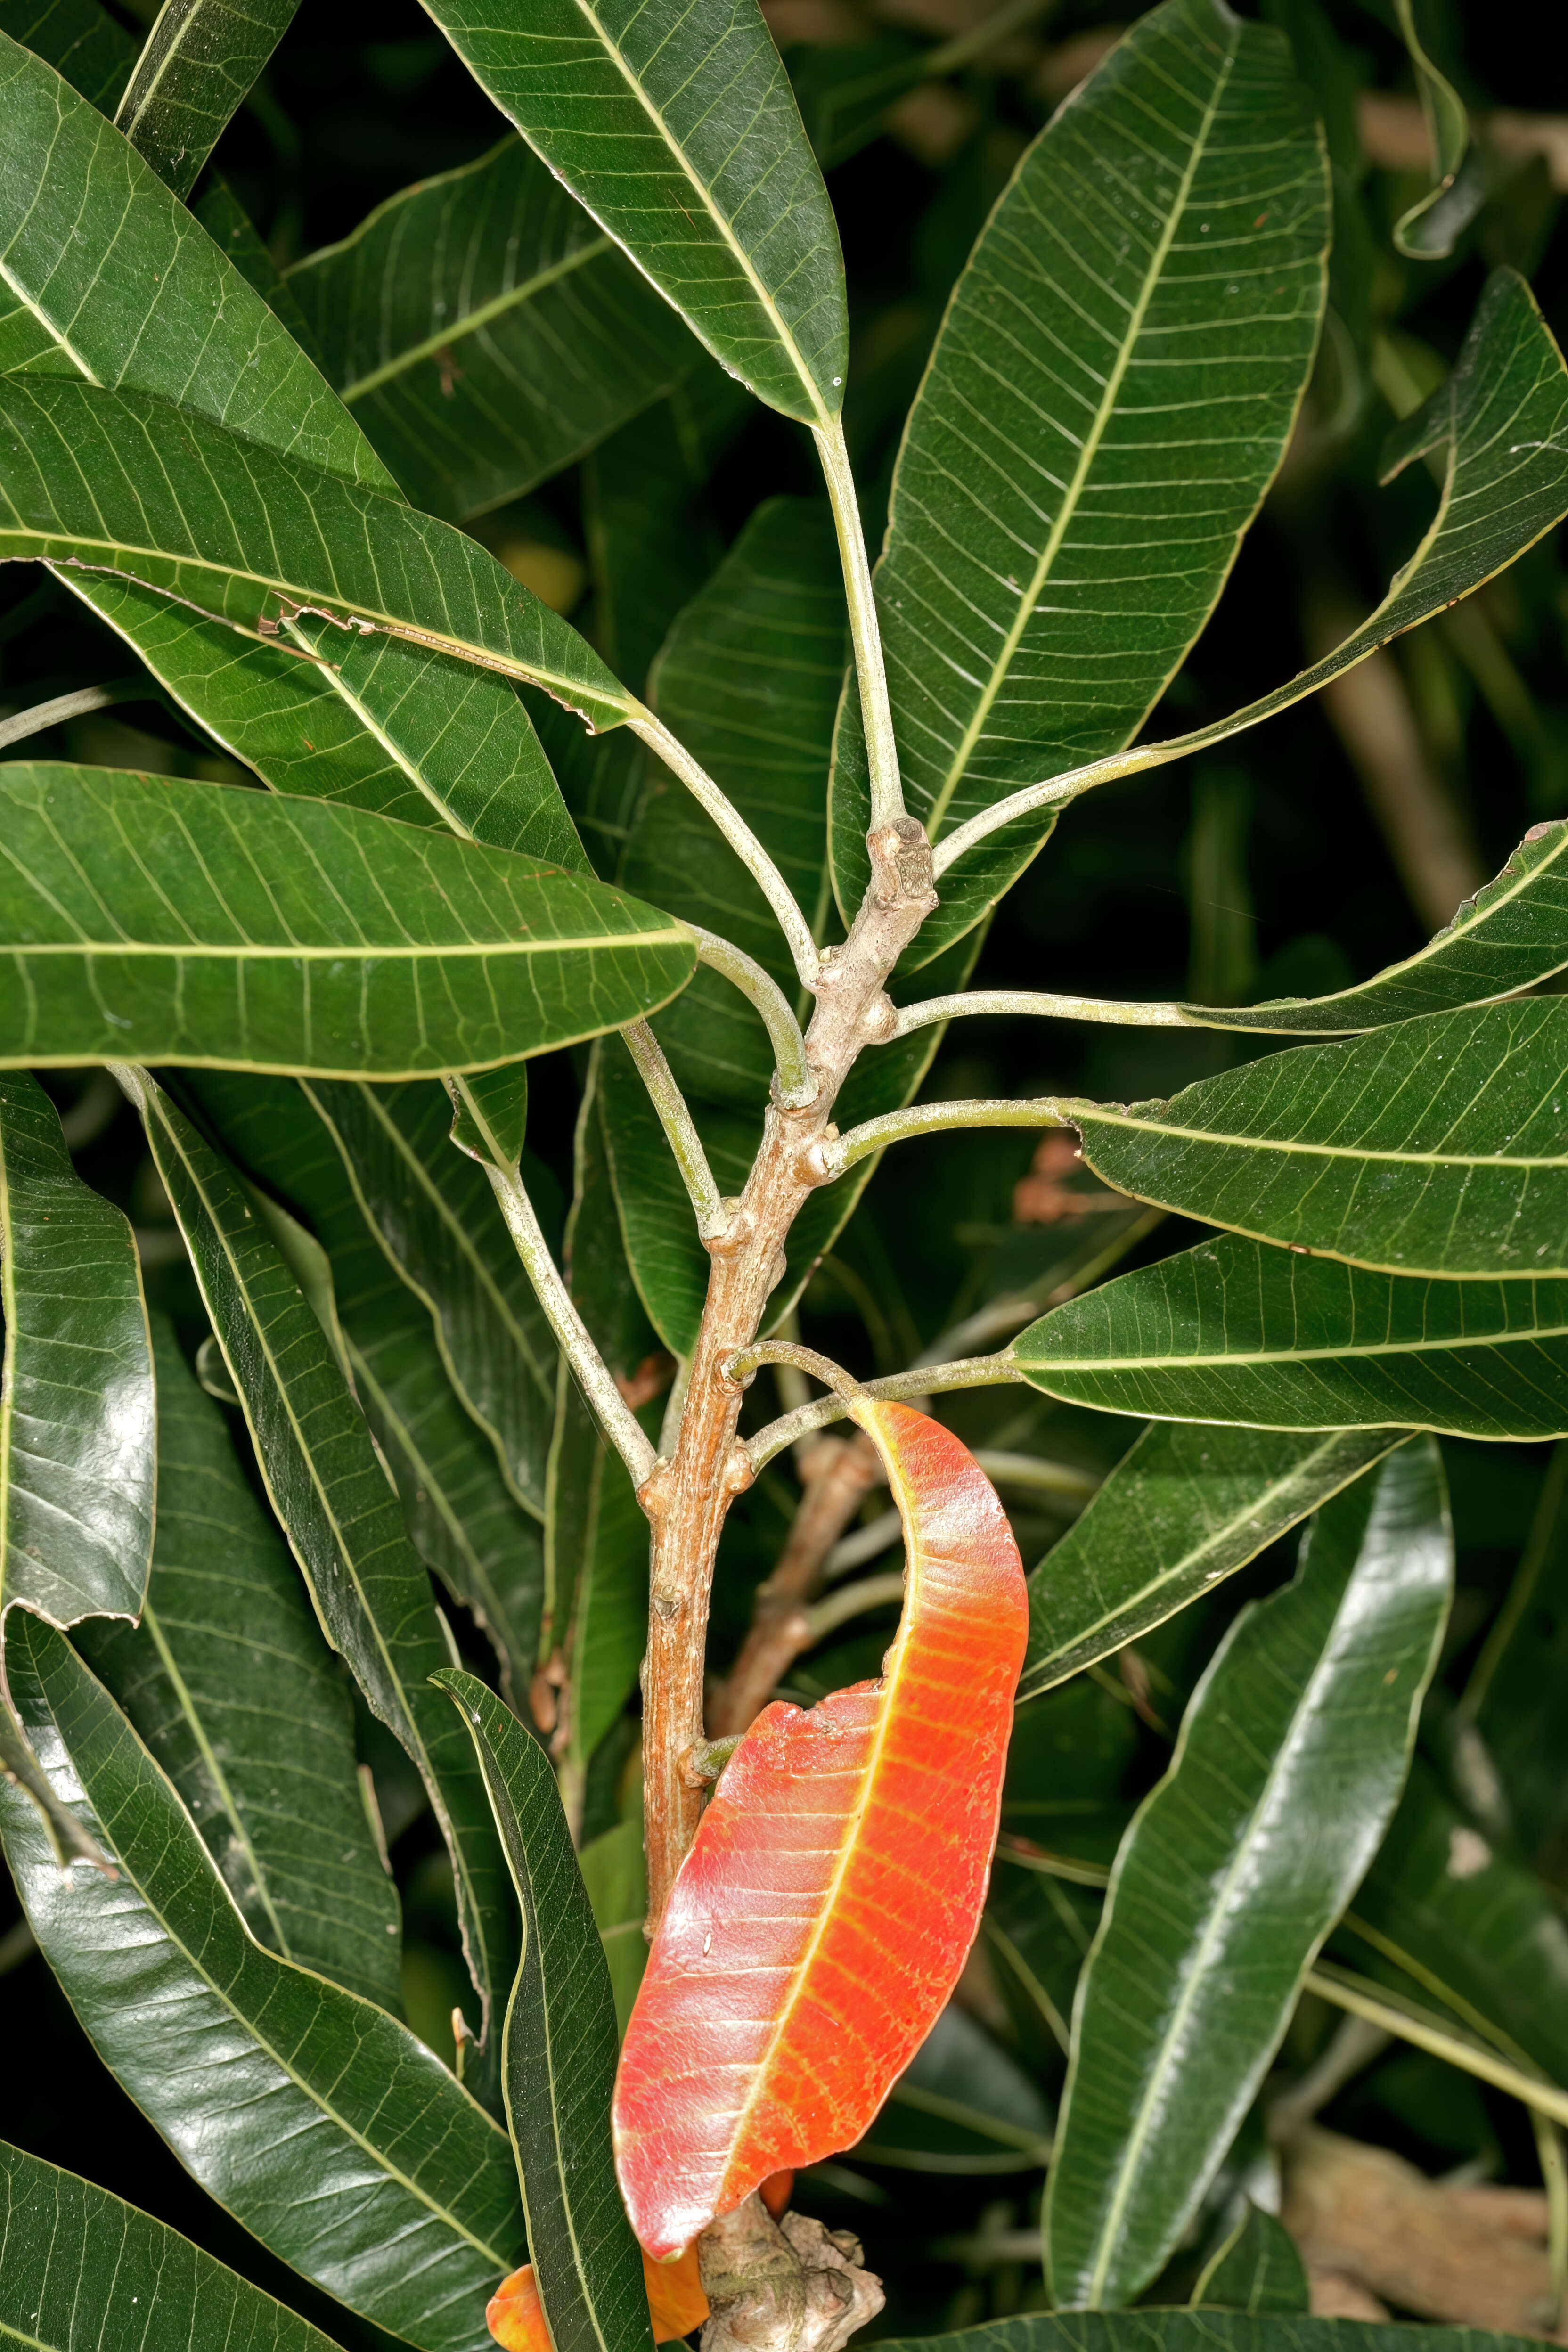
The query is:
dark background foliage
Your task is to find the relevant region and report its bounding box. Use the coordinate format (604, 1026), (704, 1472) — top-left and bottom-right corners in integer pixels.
(4, 0), (1568, 2339)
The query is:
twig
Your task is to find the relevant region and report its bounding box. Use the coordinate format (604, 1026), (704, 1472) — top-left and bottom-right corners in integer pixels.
(746, 1352), (1023, 1470)
(0, 678), (152, 750)
(818, 1095), (1071, 1180)
(805, 1568), (906, 1642)
(627, 705), (821, 986)
(619, 1020), (727, 1240)
(693, 929), (816, 1108)
(483, 1157), (657, 1489)
(814, 416), (904, 831)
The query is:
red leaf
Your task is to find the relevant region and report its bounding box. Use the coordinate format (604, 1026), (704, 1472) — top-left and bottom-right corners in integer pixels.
(613, 1402), (1027, 2259)
(487, 2249), (708, 2350)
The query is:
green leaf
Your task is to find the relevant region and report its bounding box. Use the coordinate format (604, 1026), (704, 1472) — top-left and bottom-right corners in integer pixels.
(449, 1061), (531, 1173)
(579, 1813), (647, 2040)
(114, 0), (300, 198)
(829, 0), (1330, 960)
(873, 2316), (1548, 2352)
(1348, 1758), (1568, 2091)
(126, 1071), (518, 2098)
(189, 1067), (545, 1693)
(286, 137), (697, 521)
(0, 1609), (523, 2351)
(1190, 2204), (1309, 2315)
(436, 1670), (654, 2352)
(301, 1079), (557, 1513)
(0, 32), (387, 489)
(78, 1315), (403, 2012)
(1462, 1443), (1568, 1860)
(0, 1070), (153, 1630)
(0, 0), (134, 110)
(1044, 1444), (1451, 2308)
(1019, 1423), (1405, 1703)
(1066, 1001), (1568, 1280)
(418, 0), (846, 427)
(195, 172), (325, 360)
(0, 375), (635, 725)
(1014, 1234), (1568, 1440)
(1185, 816), (1568, 1033)
(0, 2137), (350, 2352)
(0, 763), (692, 1078)
(1389, 0), (1470, 260)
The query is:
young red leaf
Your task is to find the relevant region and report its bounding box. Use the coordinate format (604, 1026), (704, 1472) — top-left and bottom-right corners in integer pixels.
(613, 1401), (1028, 2260)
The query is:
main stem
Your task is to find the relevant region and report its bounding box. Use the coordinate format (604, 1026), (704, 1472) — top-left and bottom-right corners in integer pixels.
(637, 819), (936, 1926)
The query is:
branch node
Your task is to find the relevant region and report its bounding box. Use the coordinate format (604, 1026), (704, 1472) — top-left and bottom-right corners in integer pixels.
(860, 991), (898, 1045)
(866, 816), (936, 912)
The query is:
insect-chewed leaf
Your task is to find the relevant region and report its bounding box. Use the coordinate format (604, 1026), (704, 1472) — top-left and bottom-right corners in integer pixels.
(612, 1401), (1028, 2260)
(0, 1071), (154, 1630)
(0, 2136), (350, 2352)
(0, 765), (692, 1078)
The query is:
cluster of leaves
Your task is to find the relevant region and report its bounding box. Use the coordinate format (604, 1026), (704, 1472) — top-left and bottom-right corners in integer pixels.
(2, 0), (1568, 2348)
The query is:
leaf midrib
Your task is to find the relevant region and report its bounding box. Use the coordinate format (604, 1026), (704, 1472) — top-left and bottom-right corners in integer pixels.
(923, 16), (1238, 840)
(338, 237), (616, 403)
(4, 932), (688, 960)
(1078, 1101), (1568, 1171)
(1036, 1316), (1568, 1371)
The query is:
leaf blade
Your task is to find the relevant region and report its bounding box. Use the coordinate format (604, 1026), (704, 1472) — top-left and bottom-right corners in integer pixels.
(114, 0), (300, 198)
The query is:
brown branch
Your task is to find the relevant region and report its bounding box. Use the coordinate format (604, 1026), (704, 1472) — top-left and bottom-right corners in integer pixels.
(638, 818), (937, 1930)
(708, 1430), (883, 1738)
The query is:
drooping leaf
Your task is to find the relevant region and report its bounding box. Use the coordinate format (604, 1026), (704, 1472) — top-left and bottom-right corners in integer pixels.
(872, 2316), (1549, 2352)
(189, 1066), (545, 1693)
(1348, 1758), (1568, 2090)
(0, 1609), (523, 2352)
(78, 1316), (403, 2012)
(613, 1403), (1027, 2259)
(301, 1079), (557, 1512)
(125, 1070), (517, 2096)
(829, 0), (1330, 960)
(0, 2137), (350, 2352)
(0, 32), (387, 488)
(417, 0), (847, 427)
(286, 138), (696, 521)
(0, 764), (692, 1078)
(1190, 2203), (1309, 2315)
(0, 0), (134, 110)
(1183, 816), (1568, 1032)
(1014, 1235), (1568, 1440)
(1065, 1001), (1568, 1280)
(1019, 1423), (1405, 1702)
(0, 376), (633, 726)
(1043, 1444), (1450, 2308)
(0, 1070), (154, 1630)
(1388, 0), (1471, 259)
(437, 1671), (655, 2352)
(113, 0), (300, 198)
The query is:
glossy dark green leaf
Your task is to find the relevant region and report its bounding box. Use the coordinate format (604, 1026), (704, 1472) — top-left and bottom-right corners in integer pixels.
(0, 0), (133, 109)
(0, 1610), (523, 2350)
(78, 1316), (403, 2011)
(286, 137), (696, 521)
(1019, 1423), (1405, 1703)
(874, 2315), (1546, 2352)
(1014, 1235), (1568, 1440)
(437, 1671), (654, 2352)
(1067, 1002), (1568, 1280)
(830, 0), (1330, 960)
(0, 376), (634, 727)
(1184, 817), (1568, 1032)
(1190, 2204), (1309, 2316)
(0, 2138), (350, 2352)
(114, 0), (300, 198)
(302, 1078), (557, 1514)
(1044, 1445), (1451, 2308)
(190, 1067), (545, 1695)
(1388, 0), (1470, 259)
(127, 1071), (517, 2096)
(0, 33), (386, 487)
(579, 1813), (647, 2039)
(418, 0), (847, 426)
(1462, 1443), (1568, 1860)
(0, 764), (692, 1078)
(1349, 1758), (1568, 2091)
(0, 1070), (153, 1630)
(195, 172), (324, 358)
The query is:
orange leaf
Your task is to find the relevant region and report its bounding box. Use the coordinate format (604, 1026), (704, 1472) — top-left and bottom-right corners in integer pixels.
(487, 2251), (709, 2351)
(613, 1401), (1027, 2259)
